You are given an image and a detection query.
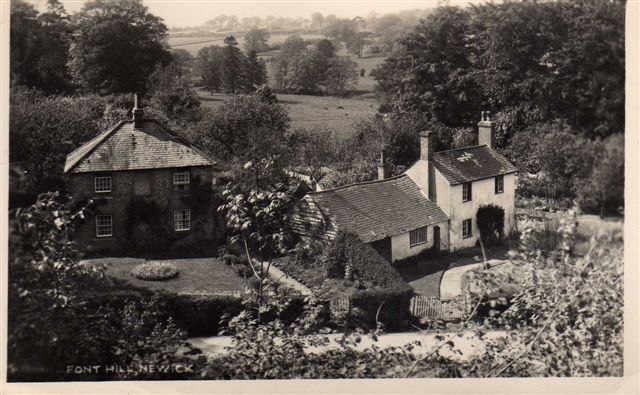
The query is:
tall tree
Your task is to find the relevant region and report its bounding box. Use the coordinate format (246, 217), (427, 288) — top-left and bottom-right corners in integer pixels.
(188, 93), (291, 163)
(69, 0), (171, 94)
(220, 35), (247, 93)
(243, 28), (271, 54)
(10, 0), (72, 93)
(245, 50), (268, 90)
(197, 45), (223, 93)
(146, 63), (201, 123)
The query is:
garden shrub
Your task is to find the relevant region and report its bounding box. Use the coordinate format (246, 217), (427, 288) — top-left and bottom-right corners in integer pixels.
(322, 231), (407, 288)
(160, 293), (244, 336)
(348, 283), (414, 331)
(476, 204), (505, 247)
(131, 261), (179, 281)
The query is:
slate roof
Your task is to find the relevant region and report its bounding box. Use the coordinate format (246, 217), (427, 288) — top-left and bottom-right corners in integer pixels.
(64, 120), (215, 173)
(431, 145), (517, 185)
(305, 174), (449, 243)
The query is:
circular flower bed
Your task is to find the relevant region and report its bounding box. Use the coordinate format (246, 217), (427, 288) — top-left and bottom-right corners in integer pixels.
(131, 261), (179, 281)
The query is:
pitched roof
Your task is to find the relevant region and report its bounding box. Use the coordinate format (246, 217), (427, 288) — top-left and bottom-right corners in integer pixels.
(64, 120), (215, 173)
(431, 145), (517, 185)
(304, 174), (449, 243)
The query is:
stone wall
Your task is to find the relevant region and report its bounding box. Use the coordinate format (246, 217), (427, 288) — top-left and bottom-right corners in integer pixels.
(67, 166), (221, 255)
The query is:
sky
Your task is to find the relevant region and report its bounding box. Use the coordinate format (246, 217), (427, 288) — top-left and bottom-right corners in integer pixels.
(31, 0), (482, 28)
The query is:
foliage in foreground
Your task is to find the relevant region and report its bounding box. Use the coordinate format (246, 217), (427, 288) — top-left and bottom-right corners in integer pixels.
(7, 193), (203, 381)
(204, 214), (623, 379)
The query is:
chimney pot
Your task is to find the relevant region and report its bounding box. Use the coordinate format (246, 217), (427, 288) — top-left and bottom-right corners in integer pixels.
(377, 150), (387, 180)
(132, 93), (144, 128)
(477, 111), (495, 149)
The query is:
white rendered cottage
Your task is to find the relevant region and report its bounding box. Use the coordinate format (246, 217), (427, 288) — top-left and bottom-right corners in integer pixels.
(294, 113), (517, 261)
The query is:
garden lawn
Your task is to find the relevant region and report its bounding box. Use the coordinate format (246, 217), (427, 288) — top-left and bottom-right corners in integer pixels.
(84, 257), (248, 295)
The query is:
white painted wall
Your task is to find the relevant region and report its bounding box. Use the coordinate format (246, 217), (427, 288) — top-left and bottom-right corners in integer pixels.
(441, 174), (516, 251)
(390, 220), (449, 261)
(405, 159), (429, 194)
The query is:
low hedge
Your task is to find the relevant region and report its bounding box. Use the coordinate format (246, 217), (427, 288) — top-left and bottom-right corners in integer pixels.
(348, 283), (414, 331)
(88, 289), (243, 337)
(162, 293), (244, 336)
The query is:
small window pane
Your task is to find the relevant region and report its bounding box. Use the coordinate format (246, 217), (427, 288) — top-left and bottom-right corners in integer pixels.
(174, 209), (191, 231)
(462, 219), (472, 239)
(495, 175), (504, 194)
(95, 176), (112, 193)
(410, 226), (427, 247)
(96, 215), (113, 237)
(173, 172), (190, 192)
(462, 182), (472, 202)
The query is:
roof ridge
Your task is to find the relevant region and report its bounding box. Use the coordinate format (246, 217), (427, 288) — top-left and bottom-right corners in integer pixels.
(433, 144), (486, 155)
(308, 173), (408, 195)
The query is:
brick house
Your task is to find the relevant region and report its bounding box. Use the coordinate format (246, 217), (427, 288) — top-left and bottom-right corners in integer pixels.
(63, 101), (219, 255)
(295, 112), (517, 261)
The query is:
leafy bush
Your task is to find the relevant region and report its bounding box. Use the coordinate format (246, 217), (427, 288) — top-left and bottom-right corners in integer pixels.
(131, 261), (179, 281)
(322, 231), (407, 288)
(349, 283), (414, 331)
(161, 293), (244, 337)
(476, 204), (505, 247)
(7, 193), (204, 380)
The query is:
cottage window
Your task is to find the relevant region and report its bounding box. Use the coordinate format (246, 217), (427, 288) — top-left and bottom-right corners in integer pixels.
(174, 208), (191, 231)
(495, 175), (504, 194)
(462, 182), (472, 202)
(409, 226), (428, 247)
(96, 215), (113, 237)
(173, 171), (190, 192)
(462, 218), (472, 239)
(94, 176), (112, 193)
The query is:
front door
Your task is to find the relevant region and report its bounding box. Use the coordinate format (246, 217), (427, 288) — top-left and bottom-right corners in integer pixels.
(433, 226), (441, 258)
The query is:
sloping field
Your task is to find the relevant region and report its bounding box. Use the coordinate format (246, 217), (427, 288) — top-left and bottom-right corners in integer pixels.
(197, 89), (378, 134)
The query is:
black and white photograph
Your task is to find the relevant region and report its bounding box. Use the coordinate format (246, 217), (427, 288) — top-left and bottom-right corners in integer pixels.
(1, 0), (636, 391)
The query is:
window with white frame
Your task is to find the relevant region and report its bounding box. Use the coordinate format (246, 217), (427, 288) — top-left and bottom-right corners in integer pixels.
(173, 171), (190, 192)
(462, 182), (472, 202)
(174, 208), (191, 231)
(95, 215), (113, 237)
(94, 176), (112, 193)
(495, 175), (504, 194)
(462, 218), (472, 239)
(409, 226), (428, 247)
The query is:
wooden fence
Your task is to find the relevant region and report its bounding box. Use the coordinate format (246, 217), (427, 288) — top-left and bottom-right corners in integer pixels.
(329, 295), (470, 321)
(409, 295), (470, 320)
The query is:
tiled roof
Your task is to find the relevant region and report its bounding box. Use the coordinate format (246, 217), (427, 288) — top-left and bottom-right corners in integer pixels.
(431, 145), (517, 185)
(64, 120), (215, 173)
(304, 174), (449, 243)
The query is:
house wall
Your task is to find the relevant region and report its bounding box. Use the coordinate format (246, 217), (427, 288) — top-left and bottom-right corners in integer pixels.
(405, 159), (429, 194)
(431, 167), (452, 215)
(67, 166), (218, 254)
(445, 173), (516, 251)
(390, 220), (449, 262)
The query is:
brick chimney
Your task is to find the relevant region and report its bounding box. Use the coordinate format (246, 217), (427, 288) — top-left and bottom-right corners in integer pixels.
(377, 151), (387, 180)
(478, 111), (495, 148)
(132, 93), (144, 128)
(419, 131), (434, 161)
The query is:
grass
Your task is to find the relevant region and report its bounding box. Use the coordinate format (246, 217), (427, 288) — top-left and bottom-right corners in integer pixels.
(85, 257), (248, 295)
(168, 34), (325, 56)
(197, 89), (378, 133)
(274, 256), (358, 300)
